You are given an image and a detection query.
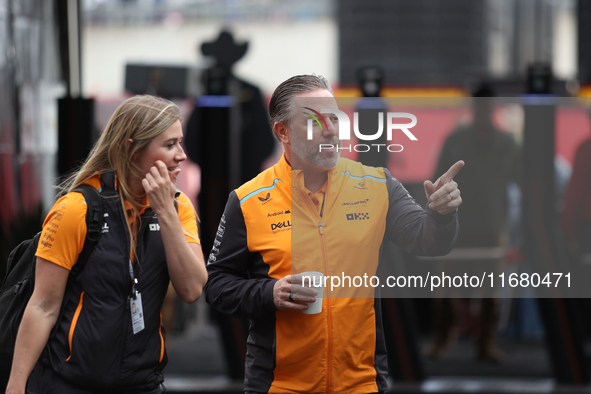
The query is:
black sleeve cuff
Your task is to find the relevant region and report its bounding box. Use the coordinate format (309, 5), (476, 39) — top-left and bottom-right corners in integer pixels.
(264, 278), (279, 313)
(426, 204), (457, 226)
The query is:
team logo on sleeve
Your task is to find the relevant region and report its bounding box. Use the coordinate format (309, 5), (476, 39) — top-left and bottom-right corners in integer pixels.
(216, 224), (225, 238)
(258, 193), (272, 203)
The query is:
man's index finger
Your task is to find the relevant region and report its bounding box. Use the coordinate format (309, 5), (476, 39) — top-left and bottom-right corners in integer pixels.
(442, 160), (465, 182)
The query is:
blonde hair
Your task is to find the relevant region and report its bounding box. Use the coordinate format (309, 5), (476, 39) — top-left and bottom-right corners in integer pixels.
(59, 95), (183, 259)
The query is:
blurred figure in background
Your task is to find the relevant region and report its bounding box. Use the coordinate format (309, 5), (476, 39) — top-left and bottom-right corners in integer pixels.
(184, 30), (275, 380)
(561, 112), (591, 345)
(185, 30), (275, 256)
(561, 132), (591, 257)
(356, 66), (388, 168)
(427, 83), (521, 362)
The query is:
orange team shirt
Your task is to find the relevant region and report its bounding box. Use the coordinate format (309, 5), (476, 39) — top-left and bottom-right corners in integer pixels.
(36, 175), (200, 271)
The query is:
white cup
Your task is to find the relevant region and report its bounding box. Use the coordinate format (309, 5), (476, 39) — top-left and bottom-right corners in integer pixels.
(299, 271), (324, 314)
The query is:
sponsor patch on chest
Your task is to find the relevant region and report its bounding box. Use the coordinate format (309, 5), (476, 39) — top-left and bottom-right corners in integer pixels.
(346, 213), (370, 221)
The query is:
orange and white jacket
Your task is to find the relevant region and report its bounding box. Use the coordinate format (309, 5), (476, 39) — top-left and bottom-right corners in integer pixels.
(205, 155), (458, 393)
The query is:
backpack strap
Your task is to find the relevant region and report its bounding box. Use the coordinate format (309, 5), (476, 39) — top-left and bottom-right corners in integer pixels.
(71, 184), (104, 277)
(48, 185), (104, 340)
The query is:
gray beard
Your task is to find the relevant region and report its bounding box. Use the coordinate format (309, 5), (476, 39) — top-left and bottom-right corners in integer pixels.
(291, 133), (340, 170)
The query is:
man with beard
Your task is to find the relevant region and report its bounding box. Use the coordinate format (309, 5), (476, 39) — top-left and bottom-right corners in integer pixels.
(204, 74), (463, 393)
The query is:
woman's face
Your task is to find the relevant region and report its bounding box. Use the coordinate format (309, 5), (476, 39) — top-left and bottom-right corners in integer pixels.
(134, 120), (186, 183)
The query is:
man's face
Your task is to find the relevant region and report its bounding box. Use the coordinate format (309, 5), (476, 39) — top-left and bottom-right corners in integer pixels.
(290, 90), (341, 171)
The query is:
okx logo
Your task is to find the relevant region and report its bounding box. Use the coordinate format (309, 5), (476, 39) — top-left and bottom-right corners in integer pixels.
(303, 107), (417, 153)
(346, 213), (370, 221)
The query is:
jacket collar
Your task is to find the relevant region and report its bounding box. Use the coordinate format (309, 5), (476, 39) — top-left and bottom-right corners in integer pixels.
(99, 170), (117, 194)
(276, 154), (291, 178)
(289, 156), (342, 192)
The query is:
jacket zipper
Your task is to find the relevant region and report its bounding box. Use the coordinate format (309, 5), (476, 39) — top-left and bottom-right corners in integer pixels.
(139, 214), (166, 364)
(117, 203), (133, 384)
(135, 213), (165, 364)
(1, 279), (27, 297)
(119, 213), (151, 381)
(300, 179), (332, 393)
(319, 219), (332, 394)
(319, 183), (332, 394)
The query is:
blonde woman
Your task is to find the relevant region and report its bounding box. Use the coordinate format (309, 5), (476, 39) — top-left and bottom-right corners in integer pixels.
(6, 95), (207, 394)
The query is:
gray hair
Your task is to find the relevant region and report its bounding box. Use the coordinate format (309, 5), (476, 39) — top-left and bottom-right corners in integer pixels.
(269, 74), (333, 141)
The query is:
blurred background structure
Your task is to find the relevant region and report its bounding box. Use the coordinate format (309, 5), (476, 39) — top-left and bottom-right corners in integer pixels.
(3, 0), (591, 392)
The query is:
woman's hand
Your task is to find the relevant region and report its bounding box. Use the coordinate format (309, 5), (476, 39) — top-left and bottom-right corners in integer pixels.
(141, 160), (181, 215)
(140, 160), (206, 302)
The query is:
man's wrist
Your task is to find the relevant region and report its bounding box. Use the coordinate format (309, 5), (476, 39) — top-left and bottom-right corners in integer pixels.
(438, 207), (458, 216)
(268, 278), (280, 311)
(428, 205), (456, 224)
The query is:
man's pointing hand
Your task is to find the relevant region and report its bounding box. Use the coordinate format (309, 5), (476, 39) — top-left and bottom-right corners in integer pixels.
(423, 160), (464, 215)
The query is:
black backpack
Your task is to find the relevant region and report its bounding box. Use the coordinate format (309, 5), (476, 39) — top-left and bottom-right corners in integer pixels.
(0, 185), (103, 389)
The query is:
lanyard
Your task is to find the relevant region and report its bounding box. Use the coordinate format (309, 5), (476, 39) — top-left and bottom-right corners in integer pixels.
(128, 258), (139, 300)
